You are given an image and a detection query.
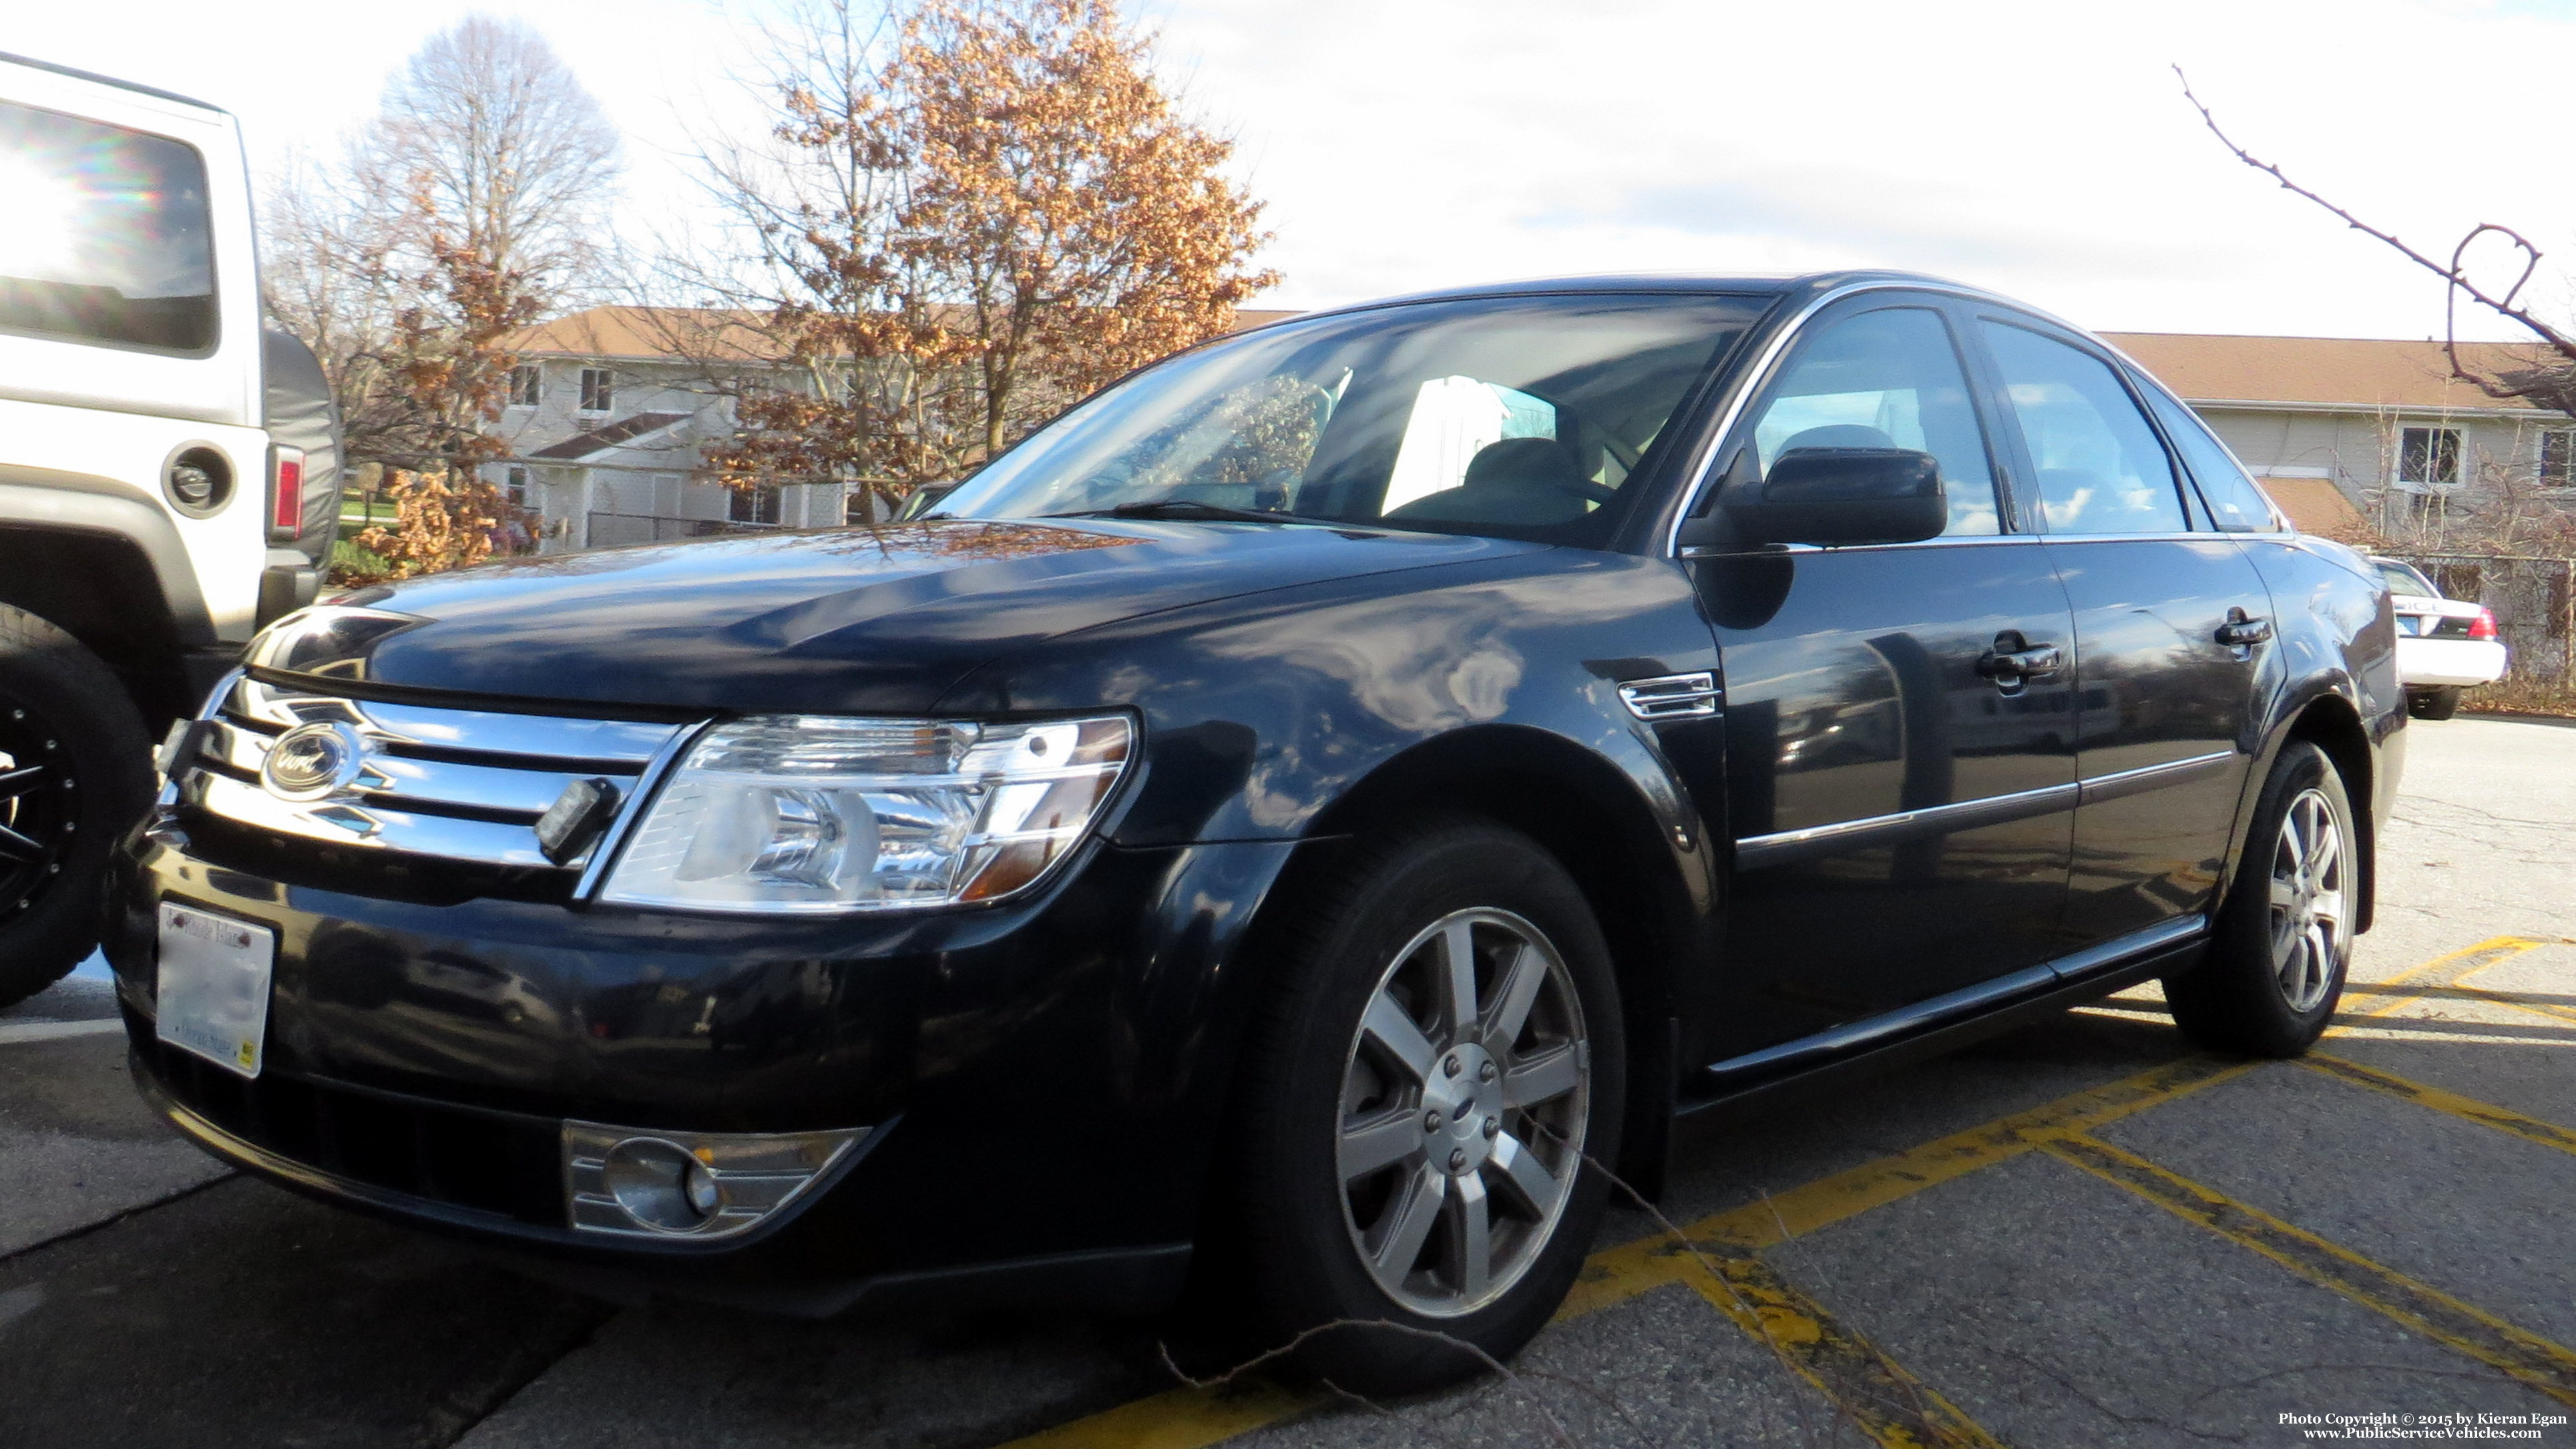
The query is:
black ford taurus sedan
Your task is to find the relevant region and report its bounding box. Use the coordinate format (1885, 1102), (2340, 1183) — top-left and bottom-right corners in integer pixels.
(110, 271), (2402, 1391)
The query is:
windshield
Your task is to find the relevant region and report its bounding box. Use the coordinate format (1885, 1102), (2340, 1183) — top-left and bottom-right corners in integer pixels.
(2375, 560), (2438, 598)
(934, 293), (1765, 545)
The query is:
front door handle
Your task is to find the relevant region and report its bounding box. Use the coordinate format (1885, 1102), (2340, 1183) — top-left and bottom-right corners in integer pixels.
(2215, 608), (2273, 650)
(1976, 634), (2063, 689)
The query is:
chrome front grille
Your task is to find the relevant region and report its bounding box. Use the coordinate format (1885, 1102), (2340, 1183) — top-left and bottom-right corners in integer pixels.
(180, 676), (693, 873)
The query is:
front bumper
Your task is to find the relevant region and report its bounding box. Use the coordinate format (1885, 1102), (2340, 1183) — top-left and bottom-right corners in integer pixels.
(2395, 637), (2507, 688)
(109, 819), (1301, 1313)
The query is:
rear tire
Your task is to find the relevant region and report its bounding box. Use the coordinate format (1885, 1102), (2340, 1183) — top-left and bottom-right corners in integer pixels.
(0, 605), (154, 1008)
(1221, 815), (1625, 1396)
(2407, 686), (2462, 720)
(2165, 741), (2355, 1057)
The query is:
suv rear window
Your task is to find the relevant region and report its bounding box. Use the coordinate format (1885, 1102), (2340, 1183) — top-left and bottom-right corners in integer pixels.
(0, 99), (215, 353)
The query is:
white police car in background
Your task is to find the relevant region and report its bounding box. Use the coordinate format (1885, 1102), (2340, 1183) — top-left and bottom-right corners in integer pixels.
(2371, 557), (2507, 720)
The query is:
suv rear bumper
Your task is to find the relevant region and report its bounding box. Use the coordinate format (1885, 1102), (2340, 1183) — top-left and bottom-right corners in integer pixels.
(107, 823), (1303, 1313)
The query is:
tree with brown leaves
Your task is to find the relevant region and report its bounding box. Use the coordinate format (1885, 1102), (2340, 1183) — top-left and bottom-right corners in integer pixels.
(267, 18), (618, 574)
(665, 0), (1276, 514)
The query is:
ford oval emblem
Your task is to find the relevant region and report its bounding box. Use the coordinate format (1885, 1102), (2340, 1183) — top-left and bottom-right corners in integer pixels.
(261, 722), (367, 803)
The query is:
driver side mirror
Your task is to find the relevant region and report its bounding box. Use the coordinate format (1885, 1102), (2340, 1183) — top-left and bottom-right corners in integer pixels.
(1720, 446), (1946, 548)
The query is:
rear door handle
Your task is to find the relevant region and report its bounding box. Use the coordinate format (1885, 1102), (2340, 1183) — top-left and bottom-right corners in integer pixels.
(1976, 638), (2063, 686)
(2215, 608), (2272, 648)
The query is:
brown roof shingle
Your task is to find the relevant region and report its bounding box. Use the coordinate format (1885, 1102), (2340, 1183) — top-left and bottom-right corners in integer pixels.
(2102, 332), (2560, 414)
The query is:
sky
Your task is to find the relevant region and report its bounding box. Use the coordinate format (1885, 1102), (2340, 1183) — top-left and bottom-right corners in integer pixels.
(11, 0), (2576, 341)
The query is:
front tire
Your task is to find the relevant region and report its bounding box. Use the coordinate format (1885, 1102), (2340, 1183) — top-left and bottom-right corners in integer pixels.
(0, 605), (154, 1008)
(1226, 817), (1625, 1395)
(2408, 686), (2462, 720)
(2165, 741), (2356, 1057)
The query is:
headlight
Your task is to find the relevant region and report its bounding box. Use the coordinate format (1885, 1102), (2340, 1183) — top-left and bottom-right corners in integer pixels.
(598, 714), (1132, 913)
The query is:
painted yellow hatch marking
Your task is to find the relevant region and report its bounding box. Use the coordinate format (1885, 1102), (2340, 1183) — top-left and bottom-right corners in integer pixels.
(2041, 1132), (2576, 1409)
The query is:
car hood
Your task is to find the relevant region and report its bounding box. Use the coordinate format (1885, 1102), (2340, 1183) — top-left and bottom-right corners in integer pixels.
(284, 520), (1536, 715)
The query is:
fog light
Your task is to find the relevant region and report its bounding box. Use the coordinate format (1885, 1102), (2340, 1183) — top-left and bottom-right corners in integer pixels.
(563, 1120), (871, 1240)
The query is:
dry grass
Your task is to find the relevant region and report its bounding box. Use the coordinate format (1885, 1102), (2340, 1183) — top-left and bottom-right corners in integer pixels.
(2464, 677), (2576, 718)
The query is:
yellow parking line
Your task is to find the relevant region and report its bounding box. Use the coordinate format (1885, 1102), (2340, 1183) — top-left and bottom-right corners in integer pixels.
(2302, 1054), (2576, 1160)
(1568, 1052), (2255, 1313)
(2340, 936), (2550, 1020)
(1675, 1247), (2010, 1448)
(991, 1055), (2241, 1449)
(2040, 1132), (2576, 1408)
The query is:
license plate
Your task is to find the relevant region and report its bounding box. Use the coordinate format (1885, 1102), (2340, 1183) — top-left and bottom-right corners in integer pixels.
(2396, 616), (2423, 636)
(156, 903), (276, 1078)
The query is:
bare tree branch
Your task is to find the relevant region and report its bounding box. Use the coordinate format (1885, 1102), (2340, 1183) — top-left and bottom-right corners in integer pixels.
(2174, 65), (2576, 410)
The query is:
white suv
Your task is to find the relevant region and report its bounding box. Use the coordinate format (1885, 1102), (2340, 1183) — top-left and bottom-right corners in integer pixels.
(2371, 557), (2507, 720)
(0, 51), (339, 1004)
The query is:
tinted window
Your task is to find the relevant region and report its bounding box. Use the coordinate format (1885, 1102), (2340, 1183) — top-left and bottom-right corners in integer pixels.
(938, 293), (1763, 546)
(1981, 323), (2187, 535)
(2137, 383), (2280, 532)
(0, 99), (214, 353)
(1739, 306), (2000, 536)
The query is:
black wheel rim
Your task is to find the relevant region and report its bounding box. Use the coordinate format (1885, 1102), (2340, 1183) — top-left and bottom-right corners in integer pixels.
(0, 695), (73, 918)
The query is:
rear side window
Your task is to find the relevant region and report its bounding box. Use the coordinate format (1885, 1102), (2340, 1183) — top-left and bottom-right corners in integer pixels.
(1980, 322), (2187, 535)
(0, 99), (215, 353)
(2137, 382), (2282, 533)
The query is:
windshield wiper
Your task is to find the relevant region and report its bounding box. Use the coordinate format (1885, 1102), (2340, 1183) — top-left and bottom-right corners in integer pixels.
(1046, 500), (1319, 526)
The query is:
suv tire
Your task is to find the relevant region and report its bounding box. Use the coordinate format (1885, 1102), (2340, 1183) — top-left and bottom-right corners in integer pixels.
(2165, 740), (2354, 1058)
(2407, 686), (2462, 721)
(0, 605), (154, 1008)
(1223, 815), (1624, 1395)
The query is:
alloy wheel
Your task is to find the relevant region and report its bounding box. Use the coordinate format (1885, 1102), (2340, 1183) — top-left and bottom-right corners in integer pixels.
(1335, 907), (1589, 1318)
(0, 696), (73, 918)
(2267, 786), (2347, 1014)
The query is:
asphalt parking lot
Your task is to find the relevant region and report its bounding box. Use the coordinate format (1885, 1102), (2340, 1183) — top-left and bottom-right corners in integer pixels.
(7, 715), (2575, 1448)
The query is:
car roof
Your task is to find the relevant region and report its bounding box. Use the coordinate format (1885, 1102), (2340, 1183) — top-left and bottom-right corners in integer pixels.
(0, 50), (225, 115)
(1268, 269), (2065, 333)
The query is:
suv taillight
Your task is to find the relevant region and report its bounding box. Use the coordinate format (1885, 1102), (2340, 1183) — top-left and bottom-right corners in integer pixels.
(268, 445), (305, 541)
(2468, 606), (2500, 640)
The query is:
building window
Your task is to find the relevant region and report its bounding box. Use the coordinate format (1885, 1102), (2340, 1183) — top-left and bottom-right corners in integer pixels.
(579, 368), (614, 415)
(729, 484), (781, 526)
(508, 365), (541, 407)
(2542, 429), (2576, 488)
(505, 465), (529, 507)
(2398, 426), (2460, 487)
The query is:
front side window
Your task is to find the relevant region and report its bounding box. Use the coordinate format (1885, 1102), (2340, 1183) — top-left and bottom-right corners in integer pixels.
(2399, 426), (2460, 487)
(2138, 383), (2280, 532)
(0, 99), (214, 353)
(933, 293), (1765, 546)
(1737, 306), (2001, 536)
(1981, 322), (2187, 535)
(579, 368), (614, 414)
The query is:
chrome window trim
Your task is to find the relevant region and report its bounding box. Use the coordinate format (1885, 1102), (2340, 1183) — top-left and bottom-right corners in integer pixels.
(1662, 277), (2073, 559)
(1734, 750), (2243, 870)
(1681, 534), (2044, 560)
